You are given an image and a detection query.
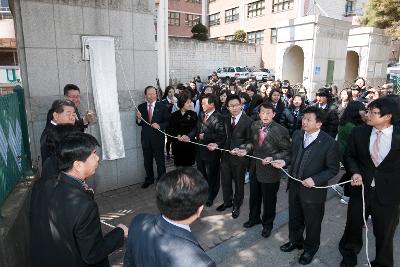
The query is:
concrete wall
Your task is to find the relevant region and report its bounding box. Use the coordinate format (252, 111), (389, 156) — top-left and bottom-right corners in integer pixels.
(169, 37), (262, 83)
(0, 178), (33, 267)
(0, 19), (15, 39)
(14, 0), (156, 193)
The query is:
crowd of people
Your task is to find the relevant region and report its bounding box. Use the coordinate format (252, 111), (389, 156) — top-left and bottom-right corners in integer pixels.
(30, 72), (400, 267)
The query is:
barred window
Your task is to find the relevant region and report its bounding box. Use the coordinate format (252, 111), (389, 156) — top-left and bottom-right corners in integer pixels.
(344, 0), (354, 16)
(247, 30), (264, 44)
(272, 0), (294, 13)
(185, 14), (201, 27)
(209, 13), (220, 26)
(168, 12), (180, 26)
(248, 0), (265, 18)
(271, 28), (277, 44)
(225, 7), (239, 23)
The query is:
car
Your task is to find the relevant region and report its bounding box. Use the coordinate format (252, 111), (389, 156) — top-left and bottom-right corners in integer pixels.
(387, 63), (400, 74)
(248, 67), (275, 81)
(215, 66), (251, 82)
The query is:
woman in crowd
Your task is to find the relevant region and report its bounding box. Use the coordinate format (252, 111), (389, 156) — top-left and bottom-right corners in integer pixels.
(280, 94), (306, 136)
(259, 83), (269, 99)
(169, 91), (198, 167)
(267, 88), (285, 123)
(218, 89), (230, 118)
(239, 92), (251, 113)
(162, 86), (178, 160)
(365, 87), (381, 104)
(332, 101), (366, 204)
(246, 85), (263, 116)
(336, 89), (352, 118)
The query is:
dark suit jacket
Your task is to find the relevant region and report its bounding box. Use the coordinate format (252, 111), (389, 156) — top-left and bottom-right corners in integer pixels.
(189, 110), (225, 161)
(40, 122), (56, 165)
(30, 172), (124, 267)
(136, 101), (170, 148)
(288, 130), (339, 203)
(345, 125), (400, 205)
(124, 214), (216, 267)
(248, 120), (291, 183)
(222, 113), (253, 164)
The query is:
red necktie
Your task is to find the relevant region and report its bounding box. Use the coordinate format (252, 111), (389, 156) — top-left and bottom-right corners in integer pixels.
(258, 126), (267, 146)
(371, 130), (383, 166)
(148, 104), (153, 123)
(204, 113), (209, 123)
(231, 117), (236, 128)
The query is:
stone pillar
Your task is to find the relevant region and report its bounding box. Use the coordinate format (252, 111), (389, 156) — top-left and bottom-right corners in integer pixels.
(13, 0), (157, 193)
(157, 0), (169, 88)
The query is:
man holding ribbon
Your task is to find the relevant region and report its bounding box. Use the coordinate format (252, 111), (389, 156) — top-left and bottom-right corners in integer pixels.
(272, 106), (339, 265)
(241, 102), (291, 238)
(339, 97), (400, 267)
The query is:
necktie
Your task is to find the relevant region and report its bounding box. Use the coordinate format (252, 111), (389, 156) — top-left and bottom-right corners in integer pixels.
(231, 117), (236, 128)
(371, 130), (383, 166)
(204, 113), (209, 123)
(148, 103), (153, 123)
(304, 132), (312, 148)
(258, 126), (267, 146)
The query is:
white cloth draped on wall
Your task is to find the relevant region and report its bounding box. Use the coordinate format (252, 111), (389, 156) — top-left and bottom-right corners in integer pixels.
(85, 36), (125, 160)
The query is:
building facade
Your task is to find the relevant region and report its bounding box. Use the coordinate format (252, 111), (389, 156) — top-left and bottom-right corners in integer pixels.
(155, 0), (206, 38)
(207, 0), (367, 70)
(0, 0), (19, 87)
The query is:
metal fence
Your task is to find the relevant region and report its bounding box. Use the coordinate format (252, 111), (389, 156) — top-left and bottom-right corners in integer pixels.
(388, 73), (400, 95)
(0, 86), (32, 207)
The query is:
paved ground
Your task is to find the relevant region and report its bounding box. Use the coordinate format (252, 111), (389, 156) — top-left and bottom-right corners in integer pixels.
(96, 160), (399, 266)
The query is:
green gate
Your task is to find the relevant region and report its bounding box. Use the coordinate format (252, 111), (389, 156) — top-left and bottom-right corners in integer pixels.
(0, 86), (32, 207)
(388, 73), (400, 95)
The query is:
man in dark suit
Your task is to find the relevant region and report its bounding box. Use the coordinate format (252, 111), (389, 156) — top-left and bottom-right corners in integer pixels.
(217, 95), (253, 219)
(339, 97), (400, 267)
(31, 132), (128, 267)
(124, 168), (216, 267)
(181, 93), (225, 207)
(241, 102), (291, 238)
(136, 86), (170, 188)
(272, 106), (339, 265)
(63, 84), (96, 132)
(40, 99), (76, 165)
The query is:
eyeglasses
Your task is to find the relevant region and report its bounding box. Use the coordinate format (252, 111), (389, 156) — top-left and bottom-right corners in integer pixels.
(228, 104), (241, 108)
(366, 110), (381, 116)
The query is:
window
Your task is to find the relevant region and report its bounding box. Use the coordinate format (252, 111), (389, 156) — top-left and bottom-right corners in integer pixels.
(185, 14), (201, 27)
(168, 12), (180, 26)
(225, 7), (239, 23)
(272, 0), (294, 13)
(0, 0), (12, 19)
(248, 0), (265, 18)
(271, 28), (277, 44)
(247, 30), (264, 44)
(344, 0), (354, 16)
(208, 13), (220, 26)
(187, 0), (201, 3)
(208, 0), (216, 3)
